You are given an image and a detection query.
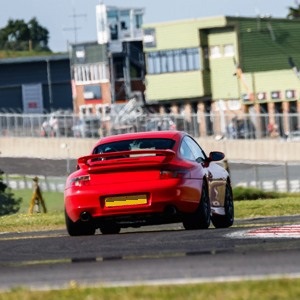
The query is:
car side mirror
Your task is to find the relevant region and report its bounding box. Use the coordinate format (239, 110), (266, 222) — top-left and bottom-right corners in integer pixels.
(208, 151), (225, 162)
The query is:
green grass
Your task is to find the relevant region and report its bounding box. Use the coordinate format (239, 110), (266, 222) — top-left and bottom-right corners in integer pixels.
(0, 189), (64, 232)
(0, 187), (299, 233)
(1, 278), (300, 299)
(234, 196), (300, 219)
(0, 50), (62, 59)
(14, 189), (64, 214)
(232, 186), (293, 200)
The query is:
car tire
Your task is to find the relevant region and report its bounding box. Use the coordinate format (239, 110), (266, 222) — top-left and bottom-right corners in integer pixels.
(99, 223), (121, 235)
(211, 182), (234, 228)
(183, 180), (211, 230)
(65, 210), (95, 236)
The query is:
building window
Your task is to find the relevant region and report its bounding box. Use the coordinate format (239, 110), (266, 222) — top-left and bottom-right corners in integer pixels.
(161, 53), (168, 73)
(257, 92), (267, 101)
(154, 54), (162, 74)
(223, 44), (234, 57)
(209, 45), (221, 58)
(146, 47), (201, 74)
(84, 85), (102, 100)
(187, 48), (200, 69)
(166, 51), (174, 72)
(174, 50), (181, 72)
(120, 10), (130, 31)
(180, 49), (188, 71)
(147, 52), (155, 74)
(271, 91), (281, 100)
(73, 63), (108, 84)
(107, 10), (119, 40)
(286, 89), (296, 99)
(135, 14), (143, 29)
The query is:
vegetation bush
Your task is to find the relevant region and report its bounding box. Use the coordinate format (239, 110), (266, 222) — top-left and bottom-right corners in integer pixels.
(0, 170), (22, 216)
(232, 186), (287, 201)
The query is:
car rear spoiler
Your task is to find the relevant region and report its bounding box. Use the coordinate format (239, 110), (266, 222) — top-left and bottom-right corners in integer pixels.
(77, 149), (176, 172)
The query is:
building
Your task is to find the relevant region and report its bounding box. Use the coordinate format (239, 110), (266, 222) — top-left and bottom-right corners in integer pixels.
(0, 54), (73, 113)
(71, 3), (146, 117)
(2, 11), (300, 140)
(143, 16), (300, 136)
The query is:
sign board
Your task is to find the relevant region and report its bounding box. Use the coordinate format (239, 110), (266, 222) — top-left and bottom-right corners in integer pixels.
(22, 84), (44, 113)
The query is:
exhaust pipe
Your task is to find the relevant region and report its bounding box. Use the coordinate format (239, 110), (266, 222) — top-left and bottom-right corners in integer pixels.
(164, 205), (178, 217)
(80, 211), (91, 222)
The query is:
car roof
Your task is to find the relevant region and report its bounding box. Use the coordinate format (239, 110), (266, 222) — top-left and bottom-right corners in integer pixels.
(94, 131), (185, 147)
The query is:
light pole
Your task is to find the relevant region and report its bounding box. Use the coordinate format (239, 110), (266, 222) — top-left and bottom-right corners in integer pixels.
(60, 143), (70, 175)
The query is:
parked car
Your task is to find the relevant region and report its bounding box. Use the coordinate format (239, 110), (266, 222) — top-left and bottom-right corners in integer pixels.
(72, 117), (101, 138)
(64, 130), (234, 236)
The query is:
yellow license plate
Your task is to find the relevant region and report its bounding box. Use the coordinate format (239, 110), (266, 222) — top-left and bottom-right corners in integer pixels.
(105, 194), (147, 207)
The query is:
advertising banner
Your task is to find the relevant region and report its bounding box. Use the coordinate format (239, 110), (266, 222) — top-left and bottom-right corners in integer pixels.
(22, 83), (44, 113)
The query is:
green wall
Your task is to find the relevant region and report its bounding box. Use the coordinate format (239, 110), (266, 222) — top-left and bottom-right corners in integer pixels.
(145, 17), (226, 51)
(234, 18), (300, 72)
(145, 72), (203, 101)
(242, 69), (300, 100)
(208, 29), (240, 99)
(143, 17), (300, 103)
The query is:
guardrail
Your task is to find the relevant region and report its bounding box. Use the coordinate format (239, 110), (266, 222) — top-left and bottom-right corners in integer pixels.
(3, 174), (66, 193)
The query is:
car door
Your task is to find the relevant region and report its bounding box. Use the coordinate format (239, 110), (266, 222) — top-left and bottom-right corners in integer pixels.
(184, 136), (227, 207)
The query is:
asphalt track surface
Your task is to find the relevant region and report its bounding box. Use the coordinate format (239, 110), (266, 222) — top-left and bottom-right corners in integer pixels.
(1, 157), (300, 182)
(0, 216), (300, 291)
(0, 157), (77, 177)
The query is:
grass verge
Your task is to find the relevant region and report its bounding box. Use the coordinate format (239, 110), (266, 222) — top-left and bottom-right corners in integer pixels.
(0, 187), (299, 233)
(1, 278), (300, 299)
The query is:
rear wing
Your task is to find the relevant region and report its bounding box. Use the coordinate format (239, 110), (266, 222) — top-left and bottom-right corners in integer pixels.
(77, 149), (176, 173)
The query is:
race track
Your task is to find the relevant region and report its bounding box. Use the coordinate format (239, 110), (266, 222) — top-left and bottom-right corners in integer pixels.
(0, 216), (300, 291)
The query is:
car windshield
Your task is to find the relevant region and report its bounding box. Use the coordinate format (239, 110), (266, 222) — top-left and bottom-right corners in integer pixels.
(93, 138), (175, 154)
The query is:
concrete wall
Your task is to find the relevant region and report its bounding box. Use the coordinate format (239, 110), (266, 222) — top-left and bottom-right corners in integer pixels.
(1, 137), (299, 162)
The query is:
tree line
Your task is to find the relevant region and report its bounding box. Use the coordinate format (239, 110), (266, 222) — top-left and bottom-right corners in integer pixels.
(0, 18), (50, 52)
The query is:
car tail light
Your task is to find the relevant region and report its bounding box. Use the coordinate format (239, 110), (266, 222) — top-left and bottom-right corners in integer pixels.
(68, 175), (90, 187)
(160, 170), (191, 179)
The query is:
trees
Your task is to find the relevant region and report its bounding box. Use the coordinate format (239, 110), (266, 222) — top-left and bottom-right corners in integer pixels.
(0, 17), (50, 51)
(287, 2), (300, 19)
(0, 170), (22, 216)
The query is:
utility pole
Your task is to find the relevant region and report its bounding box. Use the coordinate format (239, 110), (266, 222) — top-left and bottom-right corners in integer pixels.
(63, 7), (86, 45)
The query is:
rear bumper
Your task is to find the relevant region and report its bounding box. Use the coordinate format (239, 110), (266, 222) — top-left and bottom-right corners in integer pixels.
(64, 179), (201, 223)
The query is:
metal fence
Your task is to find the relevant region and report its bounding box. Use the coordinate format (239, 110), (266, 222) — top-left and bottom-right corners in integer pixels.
(3, 161), (300, 193)
(1, 111), (300, 140)
(229, 161), (300, 193)
(3, 174), (66, 192)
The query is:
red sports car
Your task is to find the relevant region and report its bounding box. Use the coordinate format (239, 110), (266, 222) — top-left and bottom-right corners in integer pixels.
(64, 131), (234, 236)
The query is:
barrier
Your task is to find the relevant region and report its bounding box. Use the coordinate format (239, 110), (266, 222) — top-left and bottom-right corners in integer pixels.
(0, 137), (300, 162)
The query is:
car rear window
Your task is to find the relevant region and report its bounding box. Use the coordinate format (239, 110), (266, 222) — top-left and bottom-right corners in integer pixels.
(93, 138), (175, 154)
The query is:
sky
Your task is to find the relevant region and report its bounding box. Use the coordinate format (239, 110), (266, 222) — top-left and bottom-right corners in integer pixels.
(0, 0), (297, 52)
